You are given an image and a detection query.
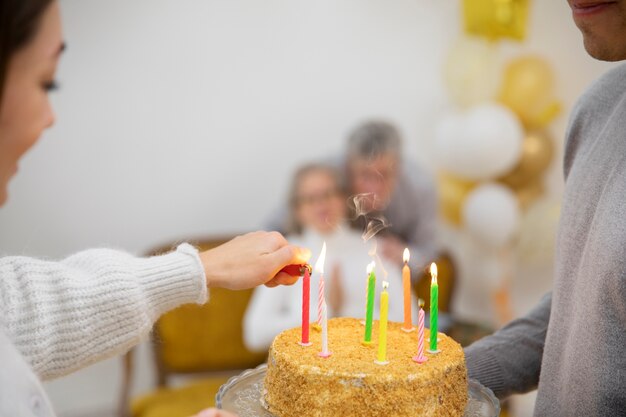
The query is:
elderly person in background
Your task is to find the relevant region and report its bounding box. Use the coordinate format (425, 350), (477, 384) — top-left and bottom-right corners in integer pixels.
(344, 120), (438, 270)
(267, 120), (439, 273)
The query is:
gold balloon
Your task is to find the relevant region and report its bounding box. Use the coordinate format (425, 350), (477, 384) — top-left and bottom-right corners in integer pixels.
(463, 0), (530, 42)
(499, 132), (555, 189)
(498, 56), (562, 128)
(438, 173), (477, 226)
(514, 180), (544, 211)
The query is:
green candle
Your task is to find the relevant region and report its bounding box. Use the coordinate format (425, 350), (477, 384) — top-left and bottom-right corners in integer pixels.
(363, 262), (376, 345)
(429, 262), (439, 353)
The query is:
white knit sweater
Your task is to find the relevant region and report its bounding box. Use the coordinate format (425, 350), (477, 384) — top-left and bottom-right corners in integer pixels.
(0, 243), (207, 381)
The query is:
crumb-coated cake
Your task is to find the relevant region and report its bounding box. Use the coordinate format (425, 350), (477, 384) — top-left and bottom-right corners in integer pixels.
(264, 318), (467, 417)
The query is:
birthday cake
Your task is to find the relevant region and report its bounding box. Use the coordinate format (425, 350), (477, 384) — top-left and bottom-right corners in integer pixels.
(264, 317), (468, 417)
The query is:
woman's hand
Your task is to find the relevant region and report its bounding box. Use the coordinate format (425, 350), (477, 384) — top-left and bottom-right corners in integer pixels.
(199, 231), (311, 290)
(192, 408), (238, 417)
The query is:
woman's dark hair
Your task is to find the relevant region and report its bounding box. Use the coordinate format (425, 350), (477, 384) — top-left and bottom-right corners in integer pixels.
(0, 0), (55, 101)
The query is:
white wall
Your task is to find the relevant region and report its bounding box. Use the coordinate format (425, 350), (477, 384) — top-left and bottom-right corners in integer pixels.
(0, 1), (615, 416)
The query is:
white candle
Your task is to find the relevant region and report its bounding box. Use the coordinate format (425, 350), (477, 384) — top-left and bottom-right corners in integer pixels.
(318, 301), (332, 358)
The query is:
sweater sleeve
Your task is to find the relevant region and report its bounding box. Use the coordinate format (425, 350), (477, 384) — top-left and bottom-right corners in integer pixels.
(464, 292), (551, 399)
(0, 243), (207, 381)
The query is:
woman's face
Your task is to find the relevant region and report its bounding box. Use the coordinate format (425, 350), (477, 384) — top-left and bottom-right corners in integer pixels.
(0, 1), (63, 205)
(295, 170), (346, 235)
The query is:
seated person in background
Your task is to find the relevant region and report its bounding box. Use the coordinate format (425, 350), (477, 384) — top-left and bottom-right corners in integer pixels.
(245, 163), (416, 352)
(267, 120), (439, 273)
(345, 120), (439, 271)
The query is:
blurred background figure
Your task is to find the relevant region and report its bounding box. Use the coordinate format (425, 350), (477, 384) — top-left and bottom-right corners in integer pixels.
(345, 120), (439, 271)
(245, 163), (416, 352)
(267, 120), (440, 273)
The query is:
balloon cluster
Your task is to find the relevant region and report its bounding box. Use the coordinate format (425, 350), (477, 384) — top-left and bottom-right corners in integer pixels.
(435, 37), (560, 251)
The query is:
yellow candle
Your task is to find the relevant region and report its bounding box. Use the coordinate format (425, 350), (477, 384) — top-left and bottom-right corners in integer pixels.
(376, 281), (390, 365)
(402, 248), (414, 332)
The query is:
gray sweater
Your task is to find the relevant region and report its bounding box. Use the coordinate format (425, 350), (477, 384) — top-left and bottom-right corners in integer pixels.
(465, 63), (626, 416)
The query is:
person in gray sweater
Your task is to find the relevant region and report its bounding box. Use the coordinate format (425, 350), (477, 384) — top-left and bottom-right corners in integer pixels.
(465, 2), (626, 415)
(267, 120), (440, 271)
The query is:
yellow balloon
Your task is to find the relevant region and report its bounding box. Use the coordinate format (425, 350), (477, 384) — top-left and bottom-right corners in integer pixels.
(438, 173), (477, 226)
(499, 132), (555, 189)
(514, 180), (544, 211)
(463, 0), (530, 42)
(498, 56), (562, 128)
(444, 37), (499, 107)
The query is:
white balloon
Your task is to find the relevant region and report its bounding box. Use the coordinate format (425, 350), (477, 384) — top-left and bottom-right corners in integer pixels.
(444, 37), (500, 107)
(462, 183), (521, 248)
(435, 103), (524, 181)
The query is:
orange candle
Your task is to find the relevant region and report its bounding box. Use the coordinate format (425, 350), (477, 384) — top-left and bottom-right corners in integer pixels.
(402, 248), (414, 332)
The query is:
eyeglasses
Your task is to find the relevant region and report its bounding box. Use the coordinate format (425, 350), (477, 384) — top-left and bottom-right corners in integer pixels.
(295, 188), (342, 206)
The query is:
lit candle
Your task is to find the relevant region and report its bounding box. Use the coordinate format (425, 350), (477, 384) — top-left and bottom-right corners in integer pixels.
(360, 274), (368, 326)
(299, 267), (312, 346)
(363, 262), (376, 345)
(413, 299), (427, 364)
(316, 242), (327, 327)
(318, 301), (332, 358)
(428, 263), (440, 353)
(375, 281), (390, 365)
(402, 248), (414, 332)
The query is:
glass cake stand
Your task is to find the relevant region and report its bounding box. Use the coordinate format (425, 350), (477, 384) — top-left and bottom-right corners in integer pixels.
(216, 364), (500, 417)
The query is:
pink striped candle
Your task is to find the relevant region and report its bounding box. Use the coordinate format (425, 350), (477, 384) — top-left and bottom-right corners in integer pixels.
(315, 242), (327, 327)
(413, 299), (427, 364)
(317, 273), (325, 326)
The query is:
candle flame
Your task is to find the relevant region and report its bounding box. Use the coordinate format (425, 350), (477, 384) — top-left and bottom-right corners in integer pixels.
(314, 242), (327, 274)
(418, 298), (425, 309)
(430, 262), (438, 284)
(382, 280), (389, 290)
(366, 261), (376, 274)
(403, 248), (410, 263)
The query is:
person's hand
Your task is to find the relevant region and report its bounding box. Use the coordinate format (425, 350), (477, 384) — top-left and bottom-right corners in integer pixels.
(192, 408), (238, 417)
(327, 263), (344, 316)
(379, 235), (407, 265)
(199, 231), (311, 290)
